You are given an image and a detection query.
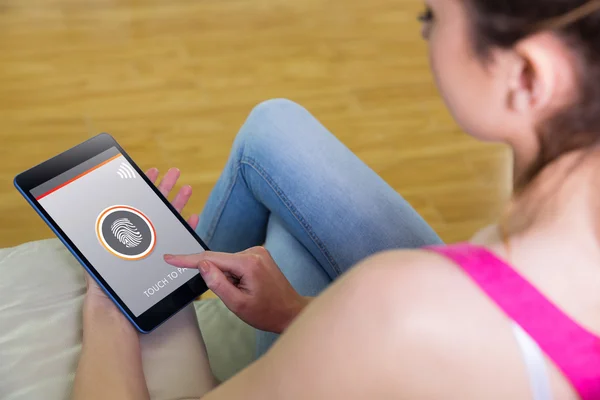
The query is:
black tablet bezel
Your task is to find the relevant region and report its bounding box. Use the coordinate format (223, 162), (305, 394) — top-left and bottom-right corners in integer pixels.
(14, 133), (209, 332)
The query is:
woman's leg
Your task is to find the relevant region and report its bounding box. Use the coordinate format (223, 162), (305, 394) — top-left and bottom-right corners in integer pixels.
(196, 99), (442, 355)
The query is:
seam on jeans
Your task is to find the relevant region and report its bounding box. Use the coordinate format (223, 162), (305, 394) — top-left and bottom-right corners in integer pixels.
(240, 156), (342, 276)
(205, 162), (242, 245)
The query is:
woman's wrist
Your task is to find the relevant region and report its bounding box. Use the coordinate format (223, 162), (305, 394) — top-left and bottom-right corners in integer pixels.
(82, 294), (138, 339)
(280, 296), (312, 333)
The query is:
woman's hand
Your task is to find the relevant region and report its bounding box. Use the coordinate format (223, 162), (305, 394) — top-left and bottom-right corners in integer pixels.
(84, 167), (198, 314)
(164, 247), (311, 334)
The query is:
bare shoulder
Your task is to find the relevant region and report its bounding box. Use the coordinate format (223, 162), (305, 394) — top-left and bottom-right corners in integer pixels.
(208, 249), (533, 399)
(343, 248), (510, 345)
(342, 249), (472, 311)
(340, 249), (495, 346)
(315, 249), (533, 398)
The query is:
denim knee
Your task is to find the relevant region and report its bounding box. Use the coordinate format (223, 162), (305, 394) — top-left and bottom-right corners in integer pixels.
(232, 98), (316, 159)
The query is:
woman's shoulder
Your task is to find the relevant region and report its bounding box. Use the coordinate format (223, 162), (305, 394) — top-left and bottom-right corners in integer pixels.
(345, 248), (509, 337)
(326, 248), (535, 398)
(346, 248), (471, 307)
(242, 248), (537, 399)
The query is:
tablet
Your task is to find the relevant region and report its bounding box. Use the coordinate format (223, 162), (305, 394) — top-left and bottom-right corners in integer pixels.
(14, 133), (209, 333)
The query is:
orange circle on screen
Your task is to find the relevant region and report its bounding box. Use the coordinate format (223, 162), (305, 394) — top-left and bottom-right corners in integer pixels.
(95, 205), (157, 261)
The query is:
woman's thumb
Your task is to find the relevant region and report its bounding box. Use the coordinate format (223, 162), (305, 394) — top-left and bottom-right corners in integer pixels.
(200, 261), (243, 311)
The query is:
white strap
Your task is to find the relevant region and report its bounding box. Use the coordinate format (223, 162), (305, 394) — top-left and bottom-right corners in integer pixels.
(512, 323), (554, 400)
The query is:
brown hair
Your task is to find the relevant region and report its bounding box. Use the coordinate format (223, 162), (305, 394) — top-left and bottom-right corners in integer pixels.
(467, 0), (600, 191)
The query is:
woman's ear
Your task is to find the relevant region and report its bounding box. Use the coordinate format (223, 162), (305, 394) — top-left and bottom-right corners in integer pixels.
(508, 33), (576, 116)
(506, 57), (535, 113)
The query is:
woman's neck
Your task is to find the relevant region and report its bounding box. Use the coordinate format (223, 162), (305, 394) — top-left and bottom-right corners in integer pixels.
(506, 148), (600, 258)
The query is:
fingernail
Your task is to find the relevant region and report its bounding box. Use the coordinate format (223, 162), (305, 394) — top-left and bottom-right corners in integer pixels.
(164, 254), (174, 261)
(199, 261), (210, 275)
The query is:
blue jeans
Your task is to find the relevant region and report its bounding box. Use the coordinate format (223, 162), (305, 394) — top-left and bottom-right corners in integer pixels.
(196, 99), (442, 357)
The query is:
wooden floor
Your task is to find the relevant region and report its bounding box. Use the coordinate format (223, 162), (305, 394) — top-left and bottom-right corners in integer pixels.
(0, 0), (511, 248)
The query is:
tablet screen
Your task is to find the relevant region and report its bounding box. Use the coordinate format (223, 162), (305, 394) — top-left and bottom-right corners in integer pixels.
(30, 147), (202, 317)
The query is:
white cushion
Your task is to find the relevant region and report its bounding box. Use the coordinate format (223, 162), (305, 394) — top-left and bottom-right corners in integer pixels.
(0, 239), (254, 400)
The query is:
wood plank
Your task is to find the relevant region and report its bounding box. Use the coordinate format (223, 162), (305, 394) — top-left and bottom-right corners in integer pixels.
(0, 0), (510, 247)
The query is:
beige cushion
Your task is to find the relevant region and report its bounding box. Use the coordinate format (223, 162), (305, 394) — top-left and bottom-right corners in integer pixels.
(0, 239), (254, 400)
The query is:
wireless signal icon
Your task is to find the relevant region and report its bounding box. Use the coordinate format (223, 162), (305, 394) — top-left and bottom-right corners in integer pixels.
(117, 162), (136, 179)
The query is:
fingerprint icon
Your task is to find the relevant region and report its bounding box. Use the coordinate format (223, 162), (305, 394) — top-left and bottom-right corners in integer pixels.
(96, 206), (156, 260)
(110, 218), (143, 248)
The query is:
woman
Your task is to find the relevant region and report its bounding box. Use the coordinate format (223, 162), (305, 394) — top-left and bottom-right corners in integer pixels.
(73, 0), (600, 398)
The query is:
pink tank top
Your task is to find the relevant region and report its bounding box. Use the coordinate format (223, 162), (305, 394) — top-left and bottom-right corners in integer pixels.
(427, 244), (600, 400)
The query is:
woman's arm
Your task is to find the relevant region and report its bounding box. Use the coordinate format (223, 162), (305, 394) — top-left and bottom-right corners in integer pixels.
(72, 296), (150, 400)
(200, 250), (440, 400)
(199, 249), (535, 400)
(161, 248), (440, 399)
